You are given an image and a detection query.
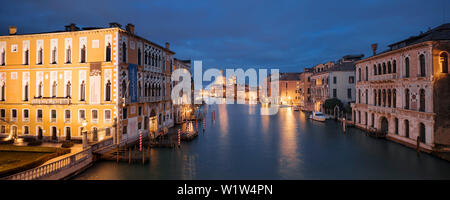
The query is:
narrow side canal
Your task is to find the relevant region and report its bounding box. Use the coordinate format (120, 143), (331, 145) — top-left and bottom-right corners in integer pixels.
(74, 104), (450, 180)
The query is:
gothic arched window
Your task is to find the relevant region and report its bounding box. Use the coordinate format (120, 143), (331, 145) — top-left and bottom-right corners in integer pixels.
(419, 54), (426, 77)
(105, 80), (111, 101)
(80, 45), (86, 63)
(106, 43), (111, 62)
(80, 81), (86, 101)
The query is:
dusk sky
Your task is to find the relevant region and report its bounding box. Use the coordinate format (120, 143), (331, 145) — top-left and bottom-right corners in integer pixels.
(0, 0), (448, 72)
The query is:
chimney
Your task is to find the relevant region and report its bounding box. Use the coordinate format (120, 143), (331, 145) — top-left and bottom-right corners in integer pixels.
(371, 43), (378, 56)
(9, 26), (17, 35)
(165, 42), (170, 49)
(109, 22), (122, 28)
(125, 23), (135, 34)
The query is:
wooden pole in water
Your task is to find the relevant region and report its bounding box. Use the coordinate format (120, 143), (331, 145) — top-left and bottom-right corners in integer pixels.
(116, 146), (119, 163)
(128, 148), (131, 164)
(342, 118), (346, 133)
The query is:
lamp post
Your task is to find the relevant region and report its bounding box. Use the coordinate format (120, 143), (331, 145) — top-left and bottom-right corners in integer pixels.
(81, 120), (88, 149)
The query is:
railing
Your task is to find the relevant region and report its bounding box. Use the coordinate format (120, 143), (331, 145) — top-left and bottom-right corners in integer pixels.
(91, 137), (114, 153)
(32, 97), (71, 105)
(3, 148), (92, 180)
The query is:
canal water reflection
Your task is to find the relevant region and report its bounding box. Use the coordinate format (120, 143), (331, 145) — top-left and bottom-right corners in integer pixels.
(75, 104), (450, 180)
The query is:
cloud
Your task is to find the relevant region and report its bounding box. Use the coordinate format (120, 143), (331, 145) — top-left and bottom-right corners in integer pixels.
(0, 0), (448, 72)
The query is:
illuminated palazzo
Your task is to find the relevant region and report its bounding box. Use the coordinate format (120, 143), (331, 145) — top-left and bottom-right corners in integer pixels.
(351, 23), (450, 152)
(0, 23), (175, 144)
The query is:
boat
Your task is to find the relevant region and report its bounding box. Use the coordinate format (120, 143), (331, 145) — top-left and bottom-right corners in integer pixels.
(293, 106), (300, 111)
(310, 112), (326, 122)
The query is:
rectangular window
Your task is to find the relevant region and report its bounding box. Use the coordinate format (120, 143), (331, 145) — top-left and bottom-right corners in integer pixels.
(12, 109), (17, 120)
(123, 126), (127, 135)
(65, 110), (71, 122)
(37, 109), (43, 122)
(105, 110), (111, 121)
(333, 77), (337, 84)
(23, 126), (29, 135)
(123, 108), (127, 119)
(349, 76), (354, 84)
(138, 106), (142, 116)
(347, 88), (352, 99)
(138, 122), (142, 130)
(51, 110), (57, 122)
(79, 110), (86, 121)
(23, 109), (29, 121)
(333, 89), (337, 98)
(92, 110), (98, 122)
(0, 125), (5, 134)
(0, 109), (5, 119)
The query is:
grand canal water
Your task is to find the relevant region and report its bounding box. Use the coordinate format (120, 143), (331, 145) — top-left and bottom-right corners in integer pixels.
(75, 104), (450, 180)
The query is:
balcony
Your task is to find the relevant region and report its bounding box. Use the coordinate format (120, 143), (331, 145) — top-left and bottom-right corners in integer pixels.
(367, 105), (395, 114)
(32, 97), (71, 105)
(369, 74), (397, 83)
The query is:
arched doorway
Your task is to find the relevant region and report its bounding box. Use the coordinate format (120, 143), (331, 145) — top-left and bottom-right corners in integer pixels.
(419, 123), (426, 143)
(65, 127), (71, 141)
(11, 126), (18, 140)
(404, 120), (410, 138)
(380, 117), (388, 134)
(37, 126), (43, 140)
(51, 126), (57, 140)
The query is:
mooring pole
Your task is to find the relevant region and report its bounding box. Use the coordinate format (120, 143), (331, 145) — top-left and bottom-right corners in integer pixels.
(128, 148), (131, 164)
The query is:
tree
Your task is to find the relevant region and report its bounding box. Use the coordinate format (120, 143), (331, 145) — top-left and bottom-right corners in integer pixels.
(323, 98), (343, 115)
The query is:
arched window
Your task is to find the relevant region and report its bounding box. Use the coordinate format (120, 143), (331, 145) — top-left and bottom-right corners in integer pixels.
(105, 80), (111, 101)
(405, 89), (410, 109)
(24, 83), (28, 101)
(393, 89), (396, 108)
(388, 89), (391, 107)
(388, 61), (392, 73)
(382, 63), (386, 74)
(440, 52), (448, 73)
(122, 42), (127, 62)
(365, 66), (368, 81)
(121, 80), (127, 98)
(80, 45), (86, 63)
(1, 48), (5, 65)
(66, 46), (71, 64)
(37, 47), (43, 65)
(419, 54), (425, 77)
(358, 68), (361, 82)
(373, 64), (377, 75)
(393, 60), (397, 73)
(37, 82), (43, 98)
(0, 82), (4, 101)
(404, 120), (410, 138)
(358, 89), (361, 103)
(51, 47), (57, 64)
(106, 43), (111, 62)
(80, 81), (86, 101)
(66, 81), (71, 98)
(419, 89), (425, 112)
(138, 48), (142, 66)
(138, 81), (141, 98)
(373, 89), (377, 105)
(24, 49), (29, 65)
(365, 89), (368, 104)
(378, 64), (381, 75)
(405, 57), (410, 77)
(52, 81), (57, 98)
(378, 89), (381, 106)
(419, 123), (426, 143)
(144, 51), (148, 65)
(382, 89), (386, 107)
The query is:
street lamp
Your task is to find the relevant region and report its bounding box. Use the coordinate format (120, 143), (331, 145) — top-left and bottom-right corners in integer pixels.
(81, 120), (88, 149)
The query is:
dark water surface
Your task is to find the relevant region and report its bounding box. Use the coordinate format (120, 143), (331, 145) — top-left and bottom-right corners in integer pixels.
(74, 104), (450, 180)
